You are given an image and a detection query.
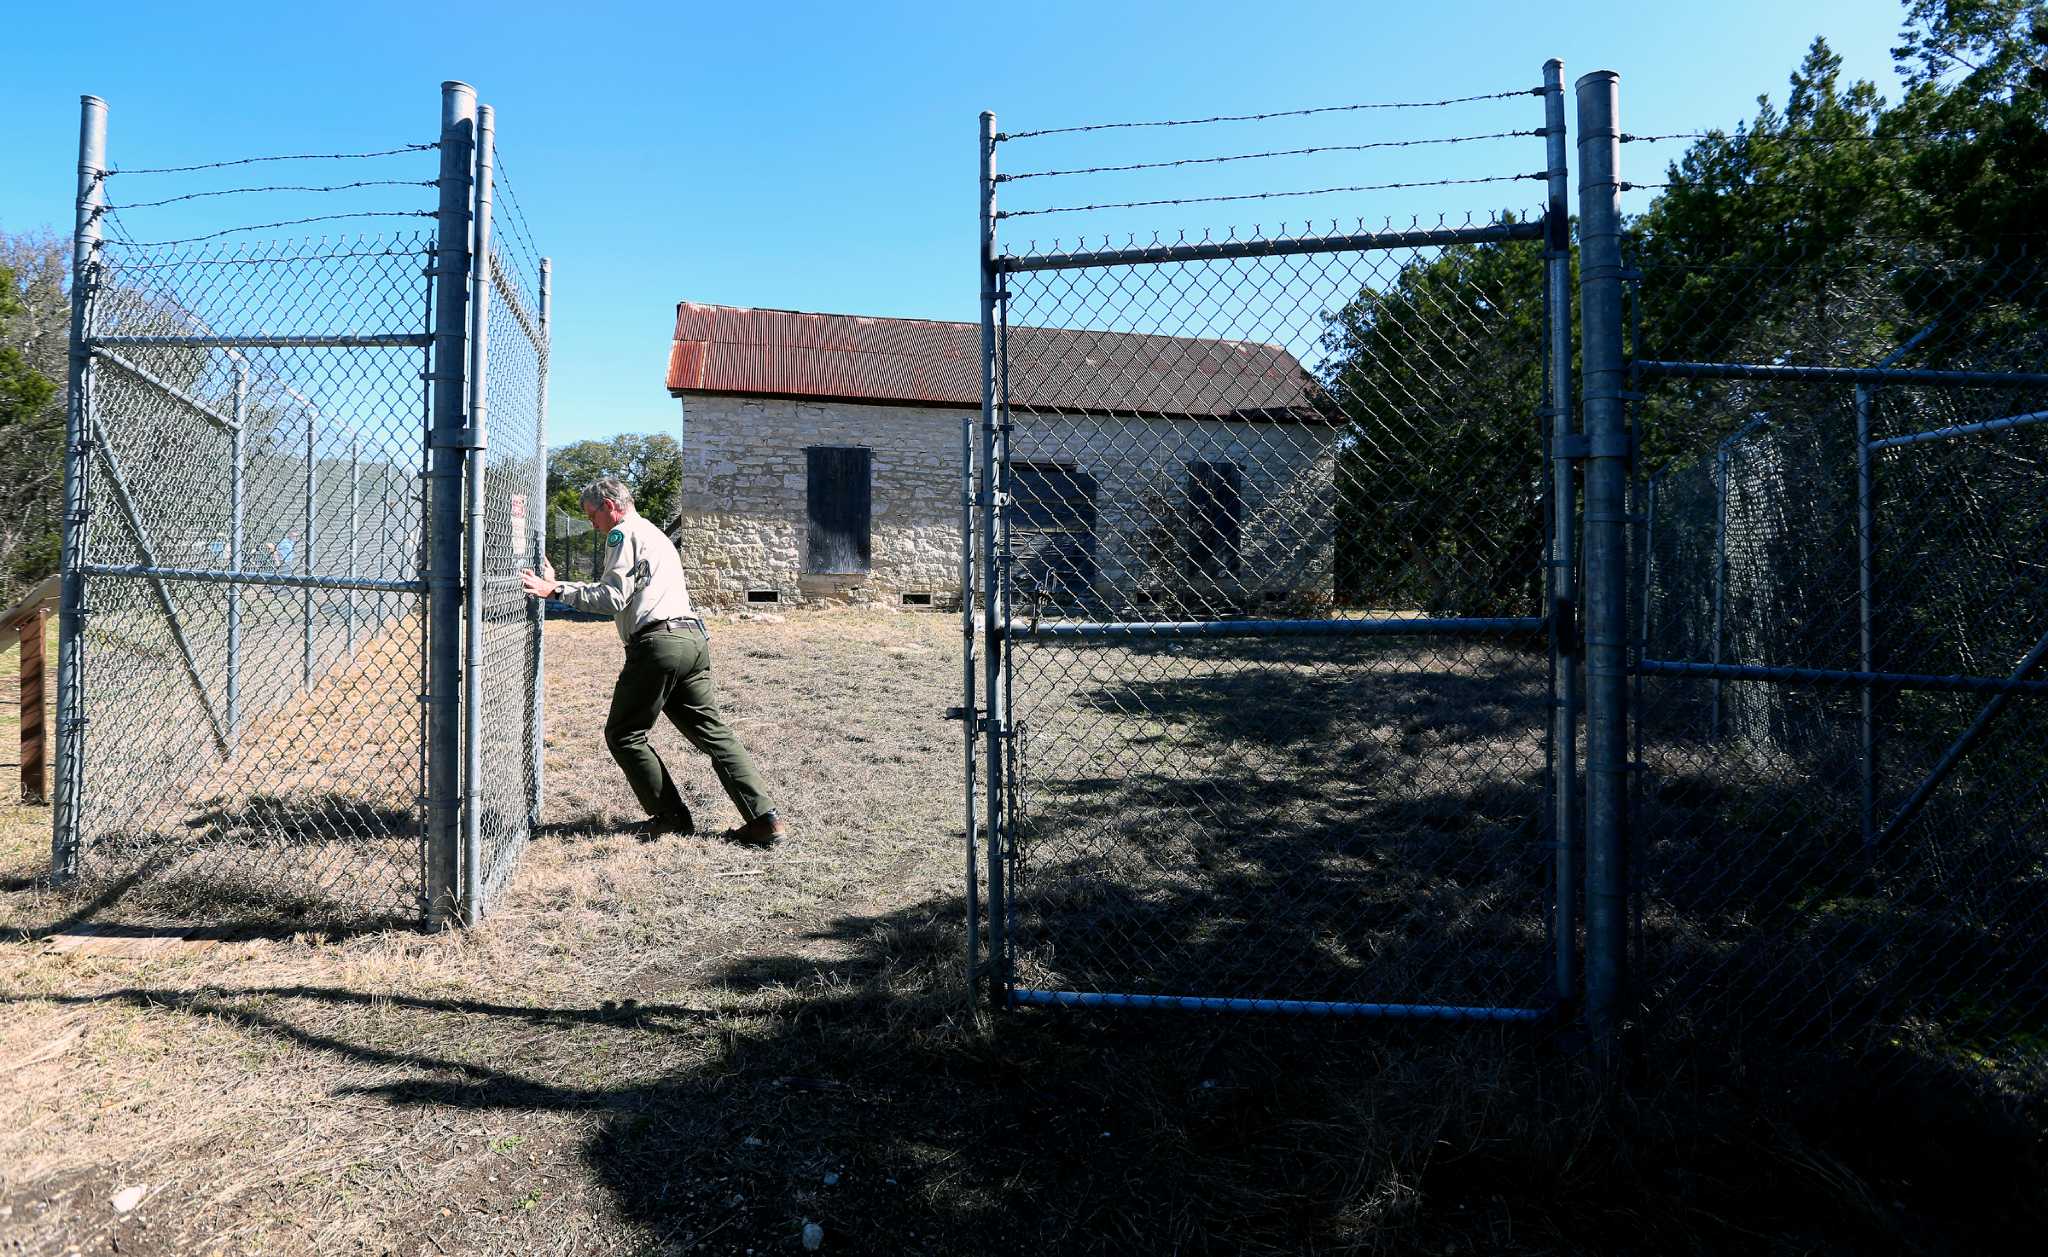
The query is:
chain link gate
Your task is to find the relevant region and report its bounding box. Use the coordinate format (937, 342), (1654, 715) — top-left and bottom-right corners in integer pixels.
(52, 83), (548, 929)
(1567, 74), (2048, 1094)
(965, 65), (1579, 1019)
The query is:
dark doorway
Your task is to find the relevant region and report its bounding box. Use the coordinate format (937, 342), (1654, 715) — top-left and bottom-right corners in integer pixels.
(1009, 461), (1098, 601)
(806, 446), (872, 574)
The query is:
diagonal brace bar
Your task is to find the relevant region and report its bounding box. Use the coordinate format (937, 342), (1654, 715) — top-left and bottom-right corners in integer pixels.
(1875, 625), (2048, 845)
(88, 418), (231, 758)
(91, 348), (241, 433)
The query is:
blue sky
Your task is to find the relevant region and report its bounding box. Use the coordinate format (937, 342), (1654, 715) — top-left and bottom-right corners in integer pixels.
(1, 0), (1911, 445)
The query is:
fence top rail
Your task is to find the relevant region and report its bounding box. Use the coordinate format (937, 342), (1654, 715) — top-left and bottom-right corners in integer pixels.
(997, 219), (1547, 273)
(1633, 359), (2048, 388)
(89, 333), (432, 350)
(79, 563), (425, 595)
(1636, 658), (2048, 698)
(1008, 616), (1547, 640)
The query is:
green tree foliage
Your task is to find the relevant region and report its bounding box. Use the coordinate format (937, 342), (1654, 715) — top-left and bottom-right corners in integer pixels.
(546, 433), (685, 527)
(0, 233), (69, 603)
(1322, 232), (1549, 614)
(1317, 2), (2047, 612)
(544, 432), (685, 577)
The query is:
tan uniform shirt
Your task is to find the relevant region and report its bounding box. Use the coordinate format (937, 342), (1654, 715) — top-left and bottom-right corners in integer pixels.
(554, 511), (696, 643)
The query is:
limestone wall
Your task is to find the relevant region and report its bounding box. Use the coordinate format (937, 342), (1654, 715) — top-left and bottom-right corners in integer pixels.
(672, 393), (1339, 609)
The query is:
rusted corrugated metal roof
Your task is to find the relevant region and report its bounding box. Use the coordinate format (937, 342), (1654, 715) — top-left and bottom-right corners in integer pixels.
(665, 302), (1318, 418)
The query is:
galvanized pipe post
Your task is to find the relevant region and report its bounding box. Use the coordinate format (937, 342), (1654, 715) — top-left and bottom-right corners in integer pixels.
(978, 110), (1008, 1003)
(1710, 445), (1728, 738)
(1575, 70), (1631, 1068)
(228, 367), (246, 743)
(426, 81), (477, 926)
(960, 169), (982, 999)
(1855, 385), (1876, 848)
(1541, 57), (1578, 1005)
(304, 405), (317, 688)
(348, 437), (361, 657)
(530, 257), (551, 833)
(53, 93), (107, 882)
(461, 102), (498, 925)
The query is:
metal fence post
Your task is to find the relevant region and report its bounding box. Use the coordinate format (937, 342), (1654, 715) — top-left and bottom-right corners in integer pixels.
(960, 274), (982, 1001)
(304, 406), (317, 688)
(461, 102), (497, 926)
(1854, 384), (1875, 848)
(529, 256), (551, 833)
(978, 110), (1008, 1003)
(426, 80), (477, 926)
(53, 93), (107, 883)
(1541, 57), (1578, 1005)
(228, 367), (246, 742)
(348, 436), (360, 658)
(1710, 445), (1728, 739)
(1575, 69), (1630, 1067)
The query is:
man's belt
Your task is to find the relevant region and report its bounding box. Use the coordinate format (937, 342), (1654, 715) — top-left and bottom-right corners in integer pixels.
(632, 616), (705, 640)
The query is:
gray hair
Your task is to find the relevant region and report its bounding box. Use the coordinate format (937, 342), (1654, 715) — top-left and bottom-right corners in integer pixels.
(580, 477), (634, 512)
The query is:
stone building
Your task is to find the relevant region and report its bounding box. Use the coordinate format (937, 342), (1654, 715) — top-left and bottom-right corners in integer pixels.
(665, 302), (1339, 611)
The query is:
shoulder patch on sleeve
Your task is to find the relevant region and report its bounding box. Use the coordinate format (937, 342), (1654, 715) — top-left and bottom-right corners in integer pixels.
(606, 528), (625, 547)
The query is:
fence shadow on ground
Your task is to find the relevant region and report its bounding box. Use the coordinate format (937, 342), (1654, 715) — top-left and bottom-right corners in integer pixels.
(1006, 634), (1554, 1010)
(10, 791), (426, 937)
(12, 874), (2046, 1254)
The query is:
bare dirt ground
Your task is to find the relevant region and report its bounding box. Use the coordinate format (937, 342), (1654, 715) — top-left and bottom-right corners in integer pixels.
(2, 612), (2043, 1257)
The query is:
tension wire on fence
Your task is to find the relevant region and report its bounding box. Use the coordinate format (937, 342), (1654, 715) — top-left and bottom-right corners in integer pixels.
(998, 88), (1543, 141)
(107, 211), (438, 249)
(1000, 130), (1547, 182)
(106, 142), (439, 176)
(105, 180), (438, 211)
(997, 172), (1548, 219)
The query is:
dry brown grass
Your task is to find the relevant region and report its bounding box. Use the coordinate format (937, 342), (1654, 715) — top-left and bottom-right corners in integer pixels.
(1, 611), (2042, 1257)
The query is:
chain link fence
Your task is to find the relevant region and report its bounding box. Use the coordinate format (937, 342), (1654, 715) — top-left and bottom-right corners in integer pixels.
(54, 85), (548, 928)
(970, 69), (1576, 1018)
(1629, 227), (2048, 1089)
(969, 71), (2048, 1107)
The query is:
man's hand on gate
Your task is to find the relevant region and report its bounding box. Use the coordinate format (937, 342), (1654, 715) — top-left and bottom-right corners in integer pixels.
(520, 567), (558, 599)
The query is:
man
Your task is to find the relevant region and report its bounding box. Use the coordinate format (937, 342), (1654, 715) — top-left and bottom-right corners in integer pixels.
(519, 477), (784, 846)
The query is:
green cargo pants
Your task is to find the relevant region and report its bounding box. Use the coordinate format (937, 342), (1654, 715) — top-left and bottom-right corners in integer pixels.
(604, 625), (775, 824)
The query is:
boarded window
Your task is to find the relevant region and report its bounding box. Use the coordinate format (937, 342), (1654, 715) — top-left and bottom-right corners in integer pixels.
(1010, 462), (1098, 597)
(806, 446), (872, 574)
(1188, 460), (1243, 575)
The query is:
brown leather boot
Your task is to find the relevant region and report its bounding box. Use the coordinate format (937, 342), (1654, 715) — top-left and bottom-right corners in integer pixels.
(722, 813), (785, 848)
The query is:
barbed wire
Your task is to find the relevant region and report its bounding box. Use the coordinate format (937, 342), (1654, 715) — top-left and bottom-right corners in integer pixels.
(487, 148), (546, 305)
(999, 130), (1546, 182)
(106, 179), (438, 211)
(997, 88), (1543, 141)
(105, 211), (436, 249)
(106, 142), (438, 176)
(1012, 210), (1528, 256)
(1621, 130), (1891, 145)
(996, 172), (1548, 219)
(105, 243), (428, 272)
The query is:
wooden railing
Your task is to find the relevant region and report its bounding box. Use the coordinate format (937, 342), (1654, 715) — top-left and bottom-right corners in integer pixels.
(3, 575), (59, 803)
